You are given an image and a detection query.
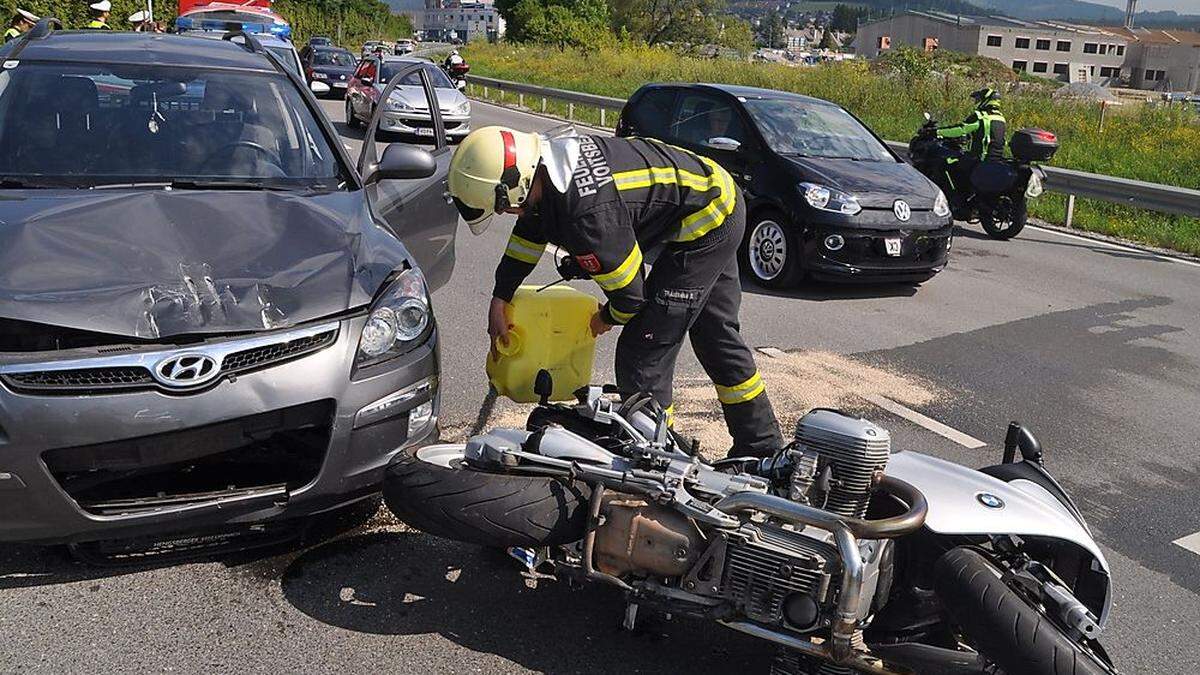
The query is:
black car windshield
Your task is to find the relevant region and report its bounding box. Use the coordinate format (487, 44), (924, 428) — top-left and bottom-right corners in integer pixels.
(0, 62), (347, 188)
(744, 98), (893, 162)
(314, 50), (355, 67)
(380, 63), (454, 88)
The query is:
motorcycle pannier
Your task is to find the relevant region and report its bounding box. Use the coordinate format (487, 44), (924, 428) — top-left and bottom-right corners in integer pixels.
(1010, 128), (1059, 162)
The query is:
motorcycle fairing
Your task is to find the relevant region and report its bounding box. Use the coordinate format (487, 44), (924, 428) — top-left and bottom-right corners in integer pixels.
(888, 451), (1106, 566)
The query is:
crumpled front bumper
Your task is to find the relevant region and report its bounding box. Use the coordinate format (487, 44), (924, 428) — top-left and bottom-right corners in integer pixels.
(0, 316), (439, 545)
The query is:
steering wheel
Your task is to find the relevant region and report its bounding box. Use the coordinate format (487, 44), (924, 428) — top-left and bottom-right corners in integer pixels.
(201, 140), (283, 174)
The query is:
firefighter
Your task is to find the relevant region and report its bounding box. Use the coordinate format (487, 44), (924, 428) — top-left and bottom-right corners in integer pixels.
(4, 8), (38, 42)
(936, 87), (1007, 199)
(449, 126), (785, 458)
(84, 0), (113, 29)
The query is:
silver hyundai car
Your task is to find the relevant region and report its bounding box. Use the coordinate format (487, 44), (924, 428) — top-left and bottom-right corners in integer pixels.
(0, 27), (459, 558)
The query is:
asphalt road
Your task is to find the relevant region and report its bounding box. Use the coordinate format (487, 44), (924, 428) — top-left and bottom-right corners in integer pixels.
(2, 96), (1198, 675)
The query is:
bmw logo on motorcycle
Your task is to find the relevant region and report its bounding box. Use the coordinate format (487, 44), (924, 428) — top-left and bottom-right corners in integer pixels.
(976, 492), (1005, 509)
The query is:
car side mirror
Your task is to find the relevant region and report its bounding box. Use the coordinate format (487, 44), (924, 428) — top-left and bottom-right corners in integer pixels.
(360, 77), (373, 86)
(364, 143), (437, 184)
(706, 136), (741, 152)
(1003, 421), (1043, 465)
(310, 80), (331, 95)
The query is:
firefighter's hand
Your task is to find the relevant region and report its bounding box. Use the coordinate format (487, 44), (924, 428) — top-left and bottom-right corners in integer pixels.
(488, 297), (512, 358)
(590, 310), (613, 338)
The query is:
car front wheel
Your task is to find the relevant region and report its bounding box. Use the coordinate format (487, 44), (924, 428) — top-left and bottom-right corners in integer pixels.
(742, 211), (803, 288)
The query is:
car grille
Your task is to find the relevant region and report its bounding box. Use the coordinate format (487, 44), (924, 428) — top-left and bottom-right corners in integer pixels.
(828, 230), (949, 266)
(1, 325), (338, 396)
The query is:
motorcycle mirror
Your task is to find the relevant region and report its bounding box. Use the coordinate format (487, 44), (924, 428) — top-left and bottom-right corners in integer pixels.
(1003, 421), (1044, 465)
(534, 369), (554, 405)
(923, 111), (932, 121)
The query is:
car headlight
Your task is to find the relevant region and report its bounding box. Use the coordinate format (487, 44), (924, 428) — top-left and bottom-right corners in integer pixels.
(387, 97), (413, 112)
(358, 268), (431, 365)
(312, 72), (329, 80)
(453, 100), (470, 115)
(800, 182), (861, 216)
(1026, 170), (1045, 198)
(933, 190), (951, 218)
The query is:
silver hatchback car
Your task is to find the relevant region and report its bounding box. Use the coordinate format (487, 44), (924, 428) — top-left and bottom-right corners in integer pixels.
(346, 55), (471, 140)
(0, 28), (459, 556)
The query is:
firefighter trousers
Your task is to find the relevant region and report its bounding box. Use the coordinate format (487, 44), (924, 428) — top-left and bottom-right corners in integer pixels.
(614, 195), (785, 458)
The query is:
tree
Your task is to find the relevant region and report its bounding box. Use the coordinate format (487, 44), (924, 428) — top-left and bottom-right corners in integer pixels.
(758, 9), (785, 49)
(611, 0), (731, 47)
(829, 4), (867, 34)
(818, 29), (838, 51)
(497, 0), (609, 49)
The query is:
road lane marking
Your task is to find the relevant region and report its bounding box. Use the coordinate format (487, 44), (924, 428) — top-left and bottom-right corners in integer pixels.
(1172, 531), (1200, 556)
(1027, 224), (1200, 270)
(757, 346), (987, 449)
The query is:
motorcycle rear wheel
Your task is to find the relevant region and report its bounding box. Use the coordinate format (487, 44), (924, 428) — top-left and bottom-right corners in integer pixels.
(934, 547), (1117, 675)
(382, 445), (592, 548)
(980, 196), (1028, 240)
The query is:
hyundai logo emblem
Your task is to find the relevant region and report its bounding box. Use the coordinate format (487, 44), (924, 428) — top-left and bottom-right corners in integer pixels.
(893, 200), (912, 222)
(976, 492), (1005, 509)
(153, 353), (221, 389)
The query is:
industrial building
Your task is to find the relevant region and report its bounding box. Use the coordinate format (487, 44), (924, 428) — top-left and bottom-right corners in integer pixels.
(854, 11), (1200, 93)
(410, 0), (503, 43)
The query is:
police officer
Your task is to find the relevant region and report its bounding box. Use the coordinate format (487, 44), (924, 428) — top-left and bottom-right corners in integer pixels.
(5, 8), (38, 42)
(448, 127), (785, 458)
(84, 0), (113, 29)
(128, 9), (151, 31)
(936, 87), (1006, 199)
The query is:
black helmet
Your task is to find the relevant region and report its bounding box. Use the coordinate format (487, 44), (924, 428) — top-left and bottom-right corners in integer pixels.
(970, 87), (1002, 110)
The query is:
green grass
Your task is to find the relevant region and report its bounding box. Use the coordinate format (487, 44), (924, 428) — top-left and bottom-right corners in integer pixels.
(465, 42), (1200, 255)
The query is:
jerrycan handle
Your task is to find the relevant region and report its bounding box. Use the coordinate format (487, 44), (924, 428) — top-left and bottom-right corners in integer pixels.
(495, 329), (523, 357)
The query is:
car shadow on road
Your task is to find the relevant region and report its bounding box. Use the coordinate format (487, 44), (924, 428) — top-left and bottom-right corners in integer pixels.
(739, 272), (923, 302)
(280, 531), (774, 674)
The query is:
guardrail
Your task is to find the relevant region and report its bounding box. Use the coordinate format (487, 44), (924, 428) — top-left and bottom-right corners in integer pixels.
(466, 74), (1200, 222)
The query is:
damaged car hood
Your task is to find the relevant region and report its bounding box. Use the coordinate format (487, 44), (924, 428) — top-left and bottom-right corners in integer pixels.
(0, 189), (408, 340)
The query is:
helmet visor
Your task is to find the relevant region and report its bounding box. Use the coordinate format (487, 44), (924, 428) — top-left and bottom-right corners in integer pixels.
(452, 195), (494, 234)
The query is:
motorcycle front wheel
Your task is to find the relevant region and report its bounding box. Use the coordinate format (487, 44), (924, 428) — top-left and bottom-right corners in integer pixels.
(934, 547), (1118, 675)
(382, 445), (592, 548)
(980, 195), (1028, 240)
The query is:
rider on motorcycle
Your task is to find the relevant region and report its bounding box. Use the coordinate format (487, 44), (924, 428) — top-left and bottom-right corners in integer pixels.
(444, 49), (465, 70)
(935, 87), (1007, 201)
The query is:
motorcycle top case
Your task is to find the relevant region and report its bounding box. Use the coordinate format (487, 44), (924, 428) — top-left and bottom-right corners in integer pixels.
(487, 285), (598, 403)
(1010, 128), (1059, 162)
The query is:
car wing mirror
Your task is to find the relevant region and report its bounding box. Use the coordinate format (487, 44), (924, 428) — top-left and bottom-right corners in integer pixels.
(310, 80), (331, 95)
(360, 77), (373, 86)
(364, 143), (437, 185)
(706, 136), (741, 152)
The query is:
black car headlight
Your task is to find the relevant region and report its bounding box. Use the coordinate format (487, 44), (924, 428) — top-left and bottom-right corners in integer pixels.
(357, 268), (431, 365)
(800, 182), (861, 216)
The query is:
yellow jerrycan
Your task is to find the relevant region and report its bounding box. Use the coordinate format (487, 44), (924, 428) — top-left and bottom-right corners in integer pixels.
(486, 285), (598, 403)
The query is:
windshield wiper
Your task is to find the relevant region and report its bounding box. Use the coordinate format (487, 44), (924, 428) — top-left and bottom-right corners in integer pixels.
(88, 180), (299, 191)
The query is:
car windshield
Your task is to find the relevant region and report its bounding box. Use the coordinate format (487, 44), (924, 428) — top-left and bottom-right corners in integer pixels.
(314, 50), (355, 67)
(744, 98), (893, 162)
(0, 62), (348, 189)
(380, 63), (453, 88)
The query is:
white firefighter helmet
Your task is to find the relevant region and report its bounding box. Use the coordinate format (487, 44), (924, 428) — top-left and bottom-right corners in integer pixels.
(448, 126), (543, 235)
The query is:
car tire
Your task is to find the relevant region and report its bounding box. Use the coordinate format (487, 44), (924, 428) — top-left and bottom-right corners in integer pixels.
(934, 547), (1117, 675)
(382, 445), (592, 549)
(742, 210), (803, 288)
(345, 99), (361, 129)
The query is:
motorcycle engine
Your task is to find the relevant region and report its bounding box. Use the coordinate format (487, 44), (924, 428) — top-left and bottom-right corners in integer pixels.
(719, 410), (892, 633)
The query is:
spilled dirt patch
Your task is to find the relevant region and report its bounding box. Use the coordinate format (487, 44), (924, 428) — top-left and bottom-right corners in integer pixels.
(450, 349), (942, 459)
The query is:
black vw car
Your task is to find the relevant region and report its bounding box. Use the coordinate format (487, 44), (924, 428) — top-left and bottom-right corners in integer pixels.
(617, 84), (953, 286)
(299, 44), (358, 97)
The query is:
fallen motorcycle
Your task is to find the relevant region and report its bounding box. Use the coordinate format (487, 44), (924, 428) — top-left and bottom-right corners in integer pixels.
(383, 384), (1117, 675)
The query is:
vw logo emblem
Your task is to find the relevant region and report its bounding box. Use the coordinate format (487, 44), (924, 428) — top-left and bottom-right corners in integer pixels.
(153, 353), (220, 389)
(976, 493), (1005, 509)
(893, 200), (912, 222)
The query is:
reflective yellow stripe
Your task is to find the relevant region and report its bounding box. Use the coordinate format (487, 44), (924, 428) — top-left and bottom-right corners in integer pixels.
(608, 306), (637, 324)
(593, 244), (643, 291)
(664, 404), (675, 428)
(613, 167), (713, 192)
(504, 234), (545, 265)
(714, 371), (766, 405)
(676, 159), (736, 242)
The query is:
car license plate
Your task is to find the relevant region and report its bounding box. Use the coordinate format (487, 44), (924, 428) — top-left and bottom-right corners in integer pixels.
(885, 237), (902, 256)
(333, 82), (348, 88)
(415, 127), (435, 137)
